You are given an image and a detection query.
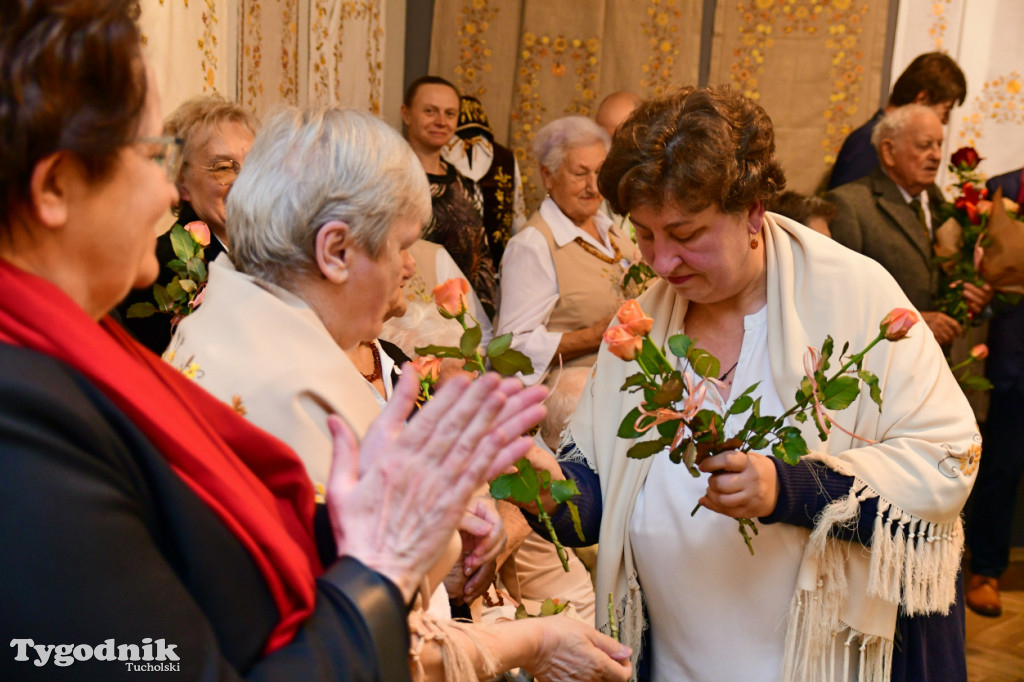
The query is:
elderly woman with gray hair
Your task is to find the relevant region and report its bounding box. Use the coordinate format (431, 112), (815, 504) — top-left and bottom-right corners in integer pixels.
(498, 116), (639, 385)
(167, 107), (631, 682)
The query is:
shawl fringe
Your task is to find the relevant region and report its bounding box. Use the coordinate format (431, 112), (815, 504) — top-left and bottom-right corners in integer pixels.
(780, 476), (962, 681)
(556, 428), (596, 471)
(599, 575), (647, 675)
(409, 613), (500, 682)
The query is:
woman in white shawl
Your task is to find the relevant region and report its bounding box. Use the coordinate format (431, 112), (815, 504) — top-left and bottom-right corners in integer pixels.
(518, 87), (977, 682)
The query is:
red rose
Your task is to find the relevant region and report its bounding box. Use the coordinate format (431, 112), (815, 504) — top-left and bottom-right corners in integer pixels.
(951, 147), (982, 171)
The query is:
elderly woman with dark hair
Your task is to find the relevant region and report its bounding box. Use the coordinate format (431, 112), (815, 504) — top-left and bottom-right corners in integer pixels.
(498, 116), (638, 385)
(119, 93), (258, 353)
(517, 87), (978, 681)
(0, 1), (555, 680)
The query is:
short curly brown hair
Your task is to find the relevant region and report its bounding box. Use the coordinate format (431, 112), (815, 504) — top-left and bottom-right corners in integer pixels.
(0, 0), (146, 224)
(598, 86), (786, 216)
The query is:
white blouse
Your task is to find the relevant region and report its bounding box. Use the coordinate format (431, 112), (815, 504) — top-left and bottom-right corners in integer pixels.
(628, 306), (809, 681)
(497, 197), (624, 384)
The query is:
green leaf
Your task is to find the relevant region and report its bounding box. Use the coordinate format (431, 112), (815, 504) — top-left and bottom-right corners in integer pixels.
(167, 258), (188, 277)
(460, 324), (482, 358)
(626, 438), (668, 459)
(617, 406), (644, 438)
(153, 284), (171, 311)
(820, 335), (834, 371)
(667, 334), (694, 360)
(620, 372), (649, 391)
(514, 604), (528, 620)
(169, 224), (195, 262)
(488, 458), (540, 503)
(165, 279), (185, 301)
(565, 500), (585, 542)
(772, 426), (808, 465)
(549, 478), (580, 504)
(657, 419), (679, 439)
(687, 348), (720, 379)
(179, 278), (197, 293)
(486, 333), (513, 357)
(126, 302), (157, 319)
(414, 344), (464, 359)
(489, 349), (533, 376)
(639, 337), (673, 374)
(959, 374), (994, 391)
(728, 394), (754, 416)
(821, 375), (860, 410)
(650, 374), (684, 406)
(668, 438), (692, 465)
(538, 470), (551, 488)
(186, 256), (207, 283)
(858, 369), (882, 409)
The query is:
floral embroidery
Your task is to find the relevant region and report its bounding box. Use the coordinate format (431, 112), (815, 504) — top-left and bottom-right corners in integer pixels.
(453, 0), (498, 97)
(640, 0), (685, 96)
(956, 71), (1024, 148)
(231, 395), (248, 417)
(958, 442), (981, 476)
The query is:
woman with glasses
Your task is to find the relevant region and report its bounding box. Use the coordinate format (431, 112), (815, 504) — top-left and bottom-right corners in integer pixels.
(118, 94), (258, 353)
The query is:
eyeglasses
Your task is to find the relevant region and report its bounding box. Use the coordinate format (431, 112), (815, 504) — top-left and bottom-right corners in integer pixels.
(194, 159), (242, 186)
(136, 136), (183, 182)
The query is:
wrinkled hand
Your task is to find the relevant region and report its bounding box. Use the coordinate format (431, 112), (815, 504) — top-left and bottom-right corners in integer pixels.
(326, 370), (547, 601)
(446, 497), (505, 604)
(961, 282), (994, 316)
(921, 311), (962, 346)
(526, 617), (632, 682)
(697, 450), (779, 519)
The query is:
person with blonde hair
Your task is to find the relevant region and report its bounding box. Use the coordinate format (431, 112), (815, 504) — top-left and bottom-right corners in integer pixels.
(118, 93), (258, 353)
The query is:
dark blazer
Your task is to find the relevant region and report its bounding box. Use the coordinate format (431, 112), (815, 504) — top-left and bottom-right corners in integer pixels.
(826, 166), (944, 312)
(827, 109), (884, 190)
(986, 167), (1023, 205)
(116, 203), (227, 355)
(0, 344), (410, 681)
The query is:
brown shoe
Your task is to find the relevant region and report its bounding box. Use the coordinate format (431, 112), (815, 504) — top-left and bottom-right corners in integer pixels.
(966, 574), (1002, 617)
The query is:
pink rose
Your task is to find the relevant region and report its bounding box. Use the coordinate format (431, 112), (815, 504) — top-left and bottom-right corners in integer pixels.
(184, 220), (211, 247)
(880, 308), (919, 341)
(951, 147), (982, 171)
(604, 324), (643, 361)
(432, 278), (470, 319)
(410, 355), (442, 383)
(970, 344), (989, 360)
(616, 299), (654, 337)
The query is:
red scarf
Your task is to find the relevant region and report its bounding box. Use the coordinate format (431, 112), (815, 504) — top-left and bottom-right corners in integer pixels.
(0, 260), (320, 653)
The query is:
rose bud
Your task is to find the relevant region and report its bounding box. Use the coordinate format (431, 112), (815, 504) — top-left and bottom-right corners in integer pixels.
(970, 344), (989, 360)
(184, 220), (211, 247)
(880, 308), (919, 341)
(410, 355), (442, 383)
(432, 278), (470, 319)
(951, 147), (982, 171)
(604, 324), (643, 361)
(616, 299), (654, 337)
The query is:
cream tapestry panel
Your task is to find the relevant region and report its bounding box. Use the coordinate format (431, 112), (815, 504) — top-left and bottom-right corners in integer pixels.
(430, 0), (704, 212)
(708, 0), (891, 195)
(239, 0), (301, 114)
(139, 0), (233, 118)
(308, 0), (386, 114)
(893, 0), (1024, 195)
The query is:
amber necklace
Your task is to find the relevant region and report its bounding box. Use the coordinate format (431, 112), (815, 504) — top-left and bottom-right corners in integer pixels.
(359, 341), (382, 383)
(573, 236), (624, 265)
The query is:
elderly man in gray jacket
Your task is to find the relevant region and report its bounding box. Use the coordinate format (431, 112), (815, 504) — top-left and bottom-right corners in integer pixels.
(827, 104), (989, 345)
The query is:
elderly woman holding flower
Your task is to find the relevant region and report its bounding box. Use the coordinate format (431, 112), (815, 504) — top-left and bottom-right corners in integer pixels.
(518, 87), (978, 682)
(166, 107), (631, 682)
(118, 93), (258, 353)
(497, 115), (639, 385)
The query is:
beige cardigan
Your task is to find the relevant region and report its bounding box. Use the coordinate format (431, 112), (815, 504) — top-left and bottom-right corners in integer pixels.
(566, 214), (978, 681)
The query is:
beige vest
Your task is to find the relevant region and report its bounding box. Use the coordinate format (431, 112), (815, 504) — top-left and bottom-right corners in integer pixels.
(528, 213), (636, 370)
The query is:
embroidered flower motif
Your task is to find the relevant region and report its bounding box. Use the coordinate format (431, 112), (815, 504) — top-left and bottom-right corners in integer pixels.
(959, 443), (981, 475)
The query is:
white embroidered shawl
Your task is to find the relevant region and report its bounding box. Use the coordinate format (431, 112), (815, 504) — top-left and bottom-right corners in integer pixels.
(568, 214), (979, 681)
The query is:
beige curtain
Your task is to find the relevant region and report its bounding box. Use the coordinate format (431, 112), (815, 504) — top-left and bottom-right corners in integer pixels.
(430, 0), (704, 211)
(707, 0), (891, 195)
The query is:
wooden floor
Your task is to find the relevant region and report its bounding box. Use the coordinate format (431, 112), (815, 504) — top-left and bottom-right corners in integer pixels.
(965, 552), (1024, 681)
